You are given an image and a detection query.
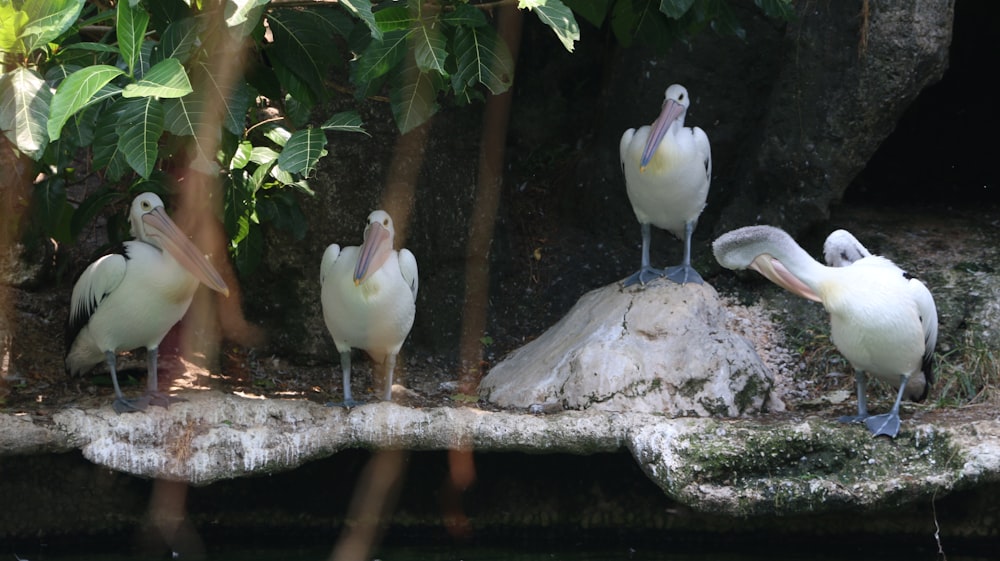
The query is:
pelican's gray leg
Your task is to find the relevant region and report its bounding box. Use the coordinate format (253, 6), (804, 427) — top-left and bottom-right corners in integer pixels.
(865, 373), (910, 438)
(664, 219), (704, 285)
(108, 351), (149, 414)
(144, 347), (184, 408)
(383, 354), (396, 402)
(622, 223), (664, 287)
(838, 370), (870, 423)
(328, 350), (361, 407)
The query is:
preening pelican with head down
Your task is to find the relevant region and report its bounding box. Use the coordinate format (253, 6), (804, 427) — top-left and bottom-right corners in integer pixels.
(713, 225), (937, 438)
(65, 192), (230, 413)
(321, 210), (418, 406)
(620, 83), (712, 287)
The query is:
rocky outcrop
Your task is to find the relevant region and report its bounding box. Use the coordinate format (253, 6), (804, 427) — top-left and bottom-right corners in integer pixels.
(479, 282), (778, 416)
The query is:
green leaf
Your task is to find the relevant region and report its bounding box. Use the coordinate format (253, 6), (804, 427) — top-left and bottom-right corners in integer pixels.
(0, 7), (29, 55)
(154, 16), (201, 64)
(117, 0), (149, 77)
(116, 96), (164, 179)
(658, 0), (696, 19)
(162, 94), (204, 137)
(266, 8), (337, 103)
(453, 25), (514, 95)
(518, 0), (579, 52)
(351, 28), (408, 85)
(56, 41), (120, 55)
(440, 3), (487, 28)
(230, 140), (253, 169)
(121, 57), (193, 98)
(373, 5), (410, 32)
(391, 62), (439, 135)
(47, 65), (125, 141)
(339, 0), (381, 41)
(225, 0), (268, 38)
(0, 67), (51, 160)
(320, 111), (368, 136)
(412, 15), (446, 73)
(276, 127), (327, 176)
(191, 61), (251, 136)
(562, 0), (611, 27)
(20, 0), (85, 53)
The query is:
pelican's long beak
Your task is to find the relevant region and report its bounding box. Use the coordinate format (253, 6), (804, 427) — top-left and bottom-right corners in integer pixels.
(354, 221), (392, 286)
(639, 98), (685, 171)
(143, 208), (230, 296)
(749, 255), (821, 303)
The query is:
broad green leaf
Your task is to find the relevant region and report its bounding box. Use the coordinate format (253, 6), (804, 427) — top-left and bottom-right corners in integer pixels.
(320, 111), (368, 136)
(412, 15), (446, 73)
(154, 16), (201, 64)
(339, 0), (381, 41)
(351, 28), (408, 85)
(1, 7), (29, 54)
(658, 0), (696, 19)
(562, 0), (612, 28)
(263, 124), (291, 147)
(453, 25), (514, 95)
(518, 0), (579, 52)
(249, 145), (279, 165)
(122, 57), (192, 98)
(0, 67), (51, 160)
(230, 140), (253, 169)
(440, 4), (487, 28)
(117, 0), (149, 77)
(115, 96), (164, 178)
(20, 0), (85, 53)
(91, 100), (130, 180)
(162, 95), (204, 136)
(267, 9), (338, 103)
(275, 127), (327, 176)
(47, 65), (124, 141)
(56, 42), (119, 54)
(225, 0), (268, 38)
(373, 6), (410, 32)
(391, 62), (439, 135)
(191, 61), (251, 136)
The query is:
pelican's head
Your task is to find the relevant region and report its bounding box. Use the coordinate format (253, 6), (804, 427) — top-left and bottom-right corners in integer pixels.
(823, 229), (872, 267)
(713, 225), (822, 303)
(639, 83), (692, 171)
(354, 210), (396, 286)
(129, 192), (229, 296)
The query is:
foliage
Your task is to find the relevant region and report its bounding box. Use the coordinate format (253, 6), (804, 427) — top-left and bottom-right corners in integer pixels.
(0, 0), (792, 274)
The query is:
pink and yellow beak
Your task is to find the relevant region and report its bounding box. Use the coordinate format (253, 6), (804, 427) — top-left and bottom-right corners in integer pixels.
(639, 98), (685, 172)
(354, 220), (392, 286)
(749, 254), (821, 303)
(143, 208), (230, 297)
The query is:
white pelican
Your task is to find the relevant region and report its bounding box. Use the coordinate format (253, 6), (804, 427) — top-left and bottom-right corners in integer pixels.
(823, 228), (872, 267)
(320, 210), (418, 406)
(713, 225), (938, 437)
(65, 192), (230, 413)
(620, 83), (712, 286)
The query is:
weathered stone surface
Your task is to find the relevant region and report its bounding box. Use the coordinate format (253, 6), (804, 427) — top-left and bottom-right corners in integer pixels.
(2, 395), (999, 520)
(478, 282), (777, 416)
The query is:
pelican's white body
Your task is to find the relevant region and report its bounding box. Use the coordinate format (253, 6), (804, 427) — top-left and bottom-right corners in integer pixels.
(620, 123), (711, 238)
(320, 244), (418, 362)
(66, 241), (199, 374)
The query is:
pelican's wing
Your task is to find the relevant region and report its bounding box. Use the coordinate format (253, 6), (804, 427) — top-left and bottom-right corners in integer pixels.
(693, 126), (711, 184)
(908, 276), (938, 380)
(399, 248), (419, 300)
(67, 250), (127, 342)
(320, 244), (342, 284)
(619, 128), (636, 174)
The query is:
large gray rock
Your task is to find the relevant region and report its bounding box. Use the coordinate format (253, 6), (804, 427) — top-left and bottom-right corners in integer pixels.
(478, 282), (778, 416)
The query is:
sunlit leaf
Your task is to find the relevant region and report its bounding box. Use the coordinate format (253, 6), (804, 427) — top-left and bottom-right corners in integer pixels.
(276, 127), (327, 176)
(225, 0), (268, 37)
(339, 0), (381, 41)
(320, 111), (368, 136)
(0, 67), (51, 160)
(116, 96), (164, 178)
(122, 57), (193, 98)
(518, 0), (579, 52)
(47, 64), (124, 141)
(20, 0), (85, 53)
(453, 25), (514, 95)
(117, 0), (149, 77)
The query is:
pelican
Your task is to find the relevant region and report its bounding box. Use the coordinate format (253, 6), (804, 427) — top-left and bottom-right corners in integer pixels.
(713, 225), (938, 437)
(321, 210), (418, 406)
(620, 83), (712, 286)
(65, 192), (230, 413)
(823, 228), (872, 267)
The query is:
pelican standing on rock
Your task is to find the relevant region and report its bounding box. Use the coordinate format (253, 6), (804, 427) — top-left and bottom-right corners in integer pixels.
(65, 192), (230, 414)
(321, 210), (418, 406)
(620, 83), (712, 286)
(713, 225), (938, 438)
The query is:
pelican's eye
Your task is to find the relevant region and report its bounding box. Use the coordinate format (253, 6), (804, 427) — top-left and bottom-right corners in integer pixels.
(141, 201), (151, 210)
(382, 218), (389, 226)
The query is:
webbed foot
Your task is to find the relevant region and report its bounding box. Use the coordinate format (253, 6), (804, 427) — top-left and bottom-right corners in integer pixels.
(864, 413), (901, 438)
(622, 266), (664, 288)
(147, 391), (186, 409)
(664, 264), (704, 285)
(112, 395), (151, 414)
(837, 414), (869, 424)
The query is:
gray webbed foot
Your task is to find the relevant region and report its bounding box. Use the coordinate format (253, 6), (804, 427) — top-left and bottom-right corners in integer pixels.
(113, 395), (151, 414)
(622, 266), (664, 288)
(837, 414), (870, 424)
(664, 264), (704, 285)
(864, 413), (901, 438)
(147, 391), (186, 409)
